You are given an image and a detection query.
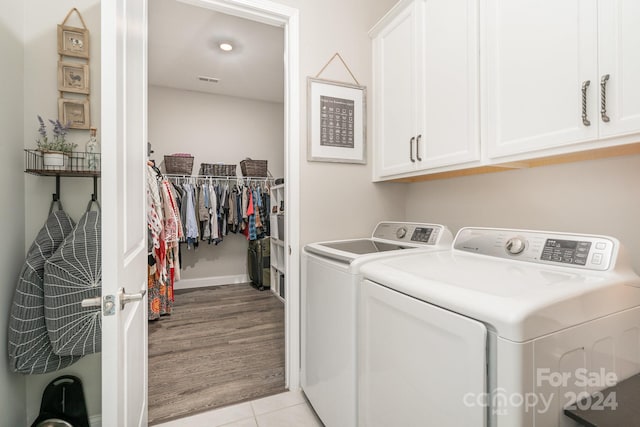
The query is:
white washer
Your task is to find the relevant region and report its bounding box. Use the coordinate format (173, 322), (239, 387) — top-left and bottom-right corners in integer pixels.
(302, 221), (453, 427)
(359, 227), (640, 427)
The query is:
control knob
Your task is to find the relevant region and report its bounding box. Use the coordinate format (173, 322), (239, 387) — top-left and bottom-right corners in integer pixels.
(505, 237), (526, 255)
(396, 226), (407, 239)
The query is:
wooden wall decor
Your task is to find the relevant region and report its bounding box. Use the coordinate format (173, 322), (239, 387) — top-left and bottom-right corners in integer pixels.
(57, 8), (91, 129)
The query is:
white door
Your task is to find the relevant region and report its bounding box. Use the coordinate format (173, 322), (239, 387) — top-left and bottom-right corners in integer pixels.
(598, 0), (640, 138)
(371, 0), (423, 178)
(101, 0), (149, 425)
(485, 0), (599, 159)
(420, 0), (480, 169)
(358, 280), (487, 427)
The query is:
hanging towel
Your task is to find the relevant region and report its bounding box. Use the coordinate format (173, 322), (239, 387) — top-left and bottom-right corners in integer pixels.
(8, 207), (80, 374)
(44, 203), (102, 357)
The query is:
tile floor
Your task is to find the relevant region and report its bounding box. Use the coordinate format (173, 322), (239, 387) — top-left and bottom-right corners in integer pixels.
(155, 390), (324, 427)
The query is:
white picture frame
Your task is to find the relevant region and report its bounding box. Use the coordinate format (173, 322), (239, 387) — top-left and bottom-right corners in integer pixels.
(307, 77), (366, 164)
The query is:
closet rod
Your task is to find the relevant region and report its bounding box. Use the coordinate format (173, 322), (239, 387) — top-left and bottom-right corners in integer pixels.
(164, 174), (275, 183)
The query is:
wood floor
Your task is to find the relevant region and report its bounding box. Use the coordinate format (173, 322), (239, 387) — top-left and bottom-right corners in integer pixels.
(148, 283), (285, 425)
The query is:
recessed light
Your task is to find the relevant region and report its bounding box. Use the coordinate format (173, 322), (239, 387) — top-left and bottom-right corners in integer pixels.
(219, 42), (233, 52)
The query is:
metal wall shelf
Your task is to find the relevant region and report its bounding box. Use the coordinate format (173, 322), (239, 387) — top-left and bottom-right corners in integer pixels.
(24, 149), (101, 202)
(24, 149), (101, 177)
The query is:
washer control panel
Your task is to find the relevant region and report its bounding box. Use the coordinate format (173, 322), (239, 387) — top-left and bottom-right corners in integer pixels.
(454, 228), (617, 271)
(540, 239), (592, 266)
(373, 222), (452, 246)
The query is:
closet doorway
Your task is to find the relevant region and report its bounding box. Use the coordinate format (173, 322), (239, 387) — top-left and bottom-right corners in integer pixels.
(146, 0), (296, 423)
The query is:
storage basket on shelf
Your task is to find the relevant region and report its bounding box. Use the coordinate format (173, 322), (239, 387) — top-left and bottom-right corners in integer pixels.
(240, 158), (268, 177)
(200, 163), (237, 177)
(164, 154), (194, 175)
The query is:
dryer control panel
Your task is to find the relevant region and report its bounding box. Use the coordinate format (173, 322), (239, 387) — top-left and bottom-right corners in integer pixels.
(372, 222), (452, 246)
(454, 228), (618, 271)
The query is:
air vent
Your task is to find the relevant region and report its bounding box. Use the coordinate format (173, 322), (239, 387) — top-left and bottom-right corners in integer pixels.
(197, 76), (220, 83)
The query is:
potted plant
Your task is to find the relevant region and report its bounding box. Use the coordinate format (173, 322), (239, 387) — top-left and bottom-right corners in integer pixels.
(35, 116), (77, 169)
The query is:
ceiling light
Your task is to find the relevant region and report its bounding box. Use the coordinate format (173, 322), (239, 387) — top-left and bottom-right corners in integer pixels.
(219, 42), (233, 52)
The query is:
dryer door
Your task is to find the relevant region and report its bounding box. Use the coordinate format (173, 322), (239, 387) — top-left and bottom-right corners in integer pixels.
(359, 280), (488, 427)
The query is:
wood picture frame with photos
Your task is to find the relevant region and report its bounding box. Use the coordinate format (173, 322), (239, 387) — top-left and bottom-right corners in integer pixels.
(57, 25), (90, 59)
(58, 62), (90, 94)
(59, 98), (91, 129)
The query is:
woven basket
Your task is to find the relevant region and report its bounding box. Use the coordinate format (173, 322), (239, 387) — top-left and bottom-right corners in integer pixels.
(200, 163), (237, 177)
(240, 159), (268, 177)
(164, 155), (194, 175)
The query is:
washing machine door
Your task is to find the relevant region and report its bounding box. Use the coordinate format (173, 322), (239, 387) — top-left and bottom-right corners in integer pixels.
(359, 280), (488, 427)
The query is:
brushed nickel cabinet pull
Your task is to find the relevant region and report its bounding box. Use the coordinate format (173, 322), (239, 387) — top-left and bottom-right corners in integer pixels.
(581, 80), (591, 126)
(601, 74), (610, 122)
(410, 136), (416, 162)
(416, 134), (423, 161)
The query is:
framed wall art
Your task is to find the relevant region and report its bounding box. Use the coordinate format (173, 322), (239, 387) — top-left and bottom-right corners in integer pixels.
(307, 77), (366, 164)
(57, 24), (90, 59)
(58, 62), (90, 94)
(59, 98), (91, 130)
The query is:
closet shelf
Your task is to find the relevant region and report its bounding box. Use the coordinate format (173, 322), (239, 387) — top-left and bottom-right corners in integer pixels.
(24, 149), (101, 178)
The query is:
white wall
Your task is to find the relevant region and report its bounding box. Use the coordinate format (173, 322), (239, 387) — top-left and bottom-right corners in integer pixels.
(274, 0), (407, 245)
(148, 85), (284, 281)
(0, 3), (27, 426)
(405, 154), (640, 272)
(24, 0), (102, 242)
(22, 0), (102, 422)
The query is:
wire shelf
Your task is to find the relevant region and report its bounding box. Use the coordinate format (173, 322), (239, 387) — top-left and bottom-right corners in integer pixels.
(24, 149), (101, 177)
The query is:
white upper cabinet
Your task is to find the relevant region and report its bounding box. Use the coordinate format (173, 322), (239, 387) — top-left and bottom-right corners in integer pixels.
(484, 0), (599, 159)
(485, 0), (640, 161)
(371, 0), (480, 180)
(371, 0), (640, 181)
(598, 0), (640, 138)
(371, 0), (422, 177)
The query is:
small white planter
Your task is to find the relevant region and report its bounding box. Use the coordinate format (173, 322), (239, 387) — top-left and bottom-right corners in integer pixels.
(43, 151), (67, 170)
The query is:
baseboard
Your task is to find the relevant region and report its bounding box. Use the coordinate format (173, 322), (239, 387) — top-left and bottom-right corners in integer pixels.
(90, 414), (101, 427)
(174, 274), (250, 290)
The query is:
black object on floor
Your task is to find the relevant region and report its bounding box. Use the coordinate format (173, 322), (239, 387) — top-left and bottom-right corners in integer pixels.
(31, 375), (90, 427)
(248, 237), (270, 290)
(564, 373), (640, 427)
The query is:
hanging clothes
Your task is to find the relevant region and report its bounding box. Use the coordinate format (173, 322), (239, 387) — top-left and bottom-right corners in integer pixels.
(146, 163), (186, 320)
(183, 183), (199, 248)
(161, 175), (274, 246)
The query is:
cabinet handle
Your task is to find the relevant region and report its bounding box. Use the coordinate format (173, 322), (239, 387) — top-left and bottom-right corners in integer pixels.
(409, 136), (416, 162)
(416, 134), (423, 161)
(581, 80), (591, 127)
(600, 74), (610, 123)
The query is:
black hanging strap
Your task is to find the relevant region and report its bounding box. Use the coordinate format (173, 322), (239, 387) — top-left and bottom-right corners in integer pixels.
(91, 176), (98, 202)
(53, 175), (61, 202)
(48, 176), (63, 215)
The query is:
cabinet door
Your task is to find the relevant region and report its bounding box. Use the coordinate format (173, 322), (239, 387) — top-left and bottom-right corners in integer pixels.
(598, 0), (640, 138)
(485, 0), (599, 159)
(372, 0), (423, 178)
(419, 0), (480, 169)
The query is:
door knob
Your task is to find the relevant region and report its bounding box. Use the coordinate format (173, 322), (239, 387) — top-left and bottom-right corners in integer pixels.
(81, 295), (116, 316)
(81, 296), (101, 308)
(118, 287), (147, 310)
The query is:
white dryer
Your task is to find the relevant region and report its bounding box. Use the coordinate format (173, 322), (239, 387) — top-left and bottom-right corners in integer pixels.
(302, 222), (453, 427)
(359, 227), (640, 427)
